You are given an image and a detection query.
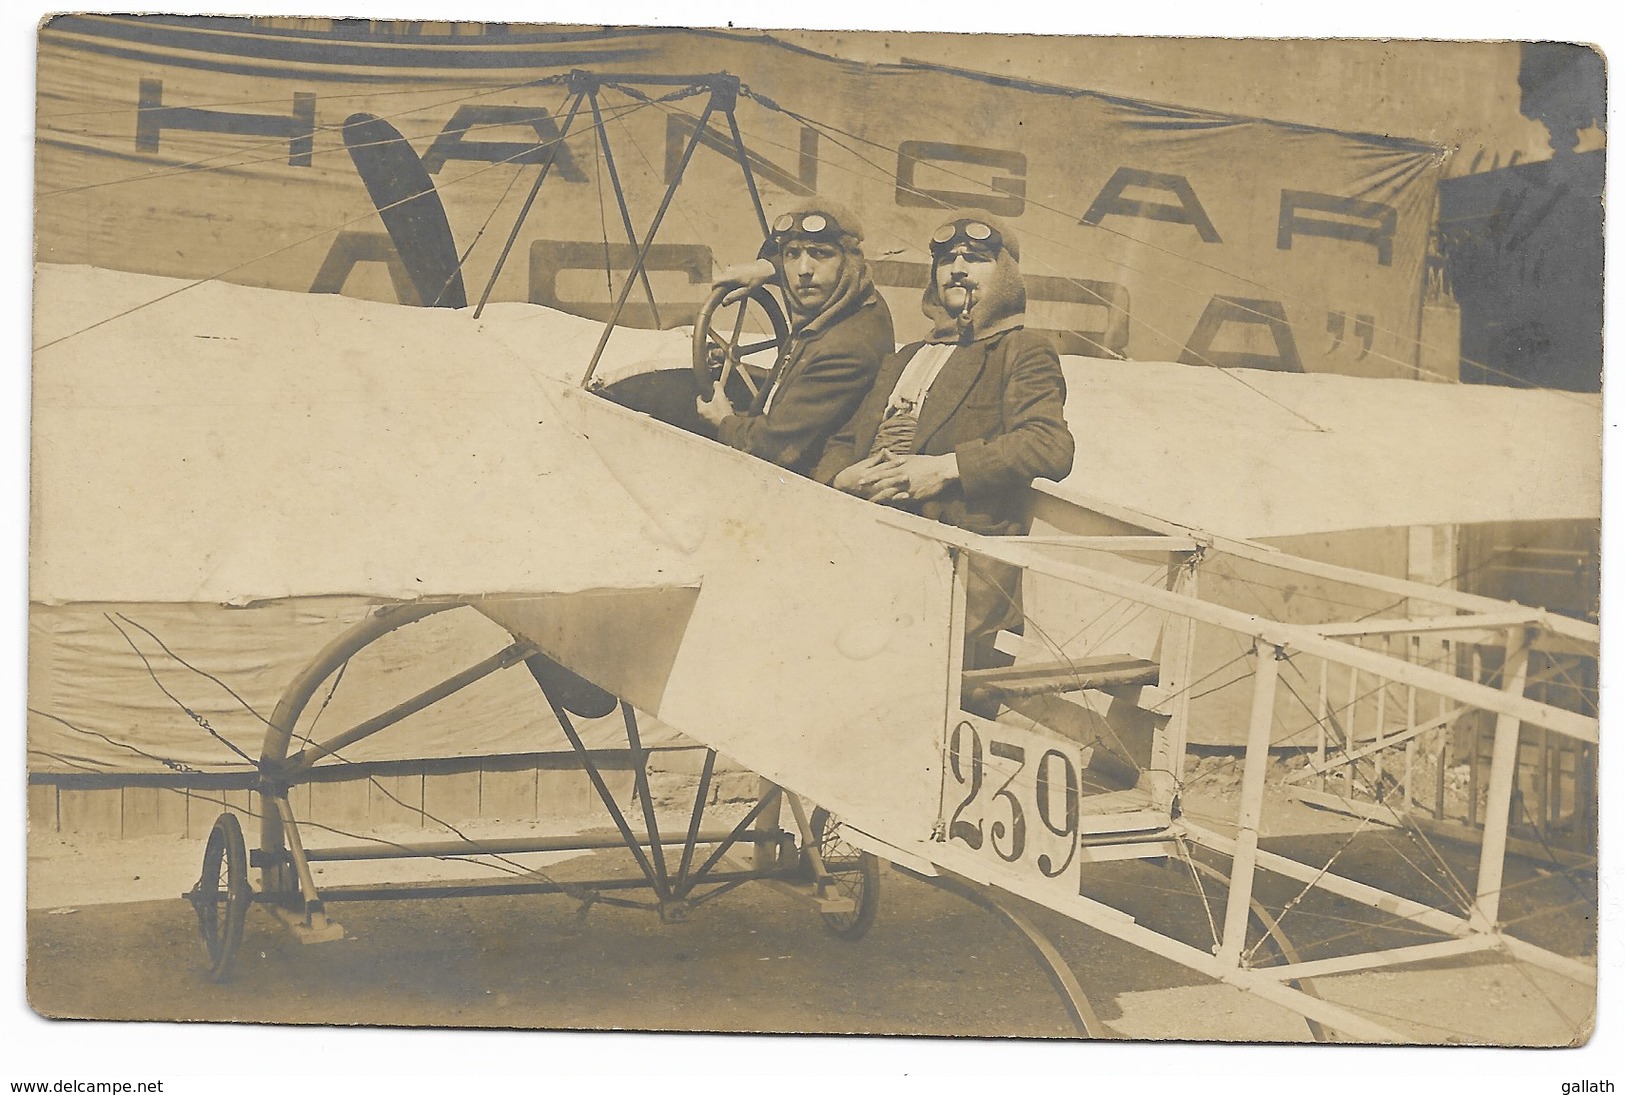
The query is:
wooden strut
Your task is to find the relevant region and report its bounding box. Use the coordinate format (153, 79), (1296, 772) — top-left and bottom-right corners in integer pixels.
(1029, 489), (1599, 648)
(1471, 626), (1533, 932)
(1284, 704), (1464, 783)
(1218, 643), (1280, 966)
(1182, 820), (1596, 987)
(944, 531), (1595, 743)
(927, 836), (1405, 1041)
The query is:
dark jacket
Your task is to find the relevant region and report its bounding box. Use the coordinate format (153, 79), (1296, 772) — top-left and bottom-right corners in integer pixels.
(813, 327), (1074, 535)
(815, 327), (1074, 658)
(717, 291), (894, 477)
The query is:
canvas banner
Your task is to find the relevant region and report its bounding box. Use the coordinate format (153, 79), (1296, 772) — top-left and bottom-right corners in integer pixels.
(37, 17), (1443, 377)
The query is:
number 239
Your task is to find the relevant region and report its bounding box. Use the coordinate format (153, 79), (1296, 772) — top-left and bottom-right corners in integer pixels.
(947, 720), (1081, 878)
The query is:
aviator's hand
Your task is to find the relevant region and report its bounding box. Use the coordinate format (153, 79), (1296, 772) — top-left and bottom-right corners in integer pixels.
(875, 453), (960, 502)
(832, 452), (904, 497)
(868, 486), (913, 507)
(712, 258), (776, 305)
(696, 387), (736, 429)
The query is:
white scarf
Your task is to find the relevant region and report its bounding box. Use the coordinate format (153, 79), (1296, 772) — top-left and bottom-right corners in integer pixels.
(868, 343), (956, 457)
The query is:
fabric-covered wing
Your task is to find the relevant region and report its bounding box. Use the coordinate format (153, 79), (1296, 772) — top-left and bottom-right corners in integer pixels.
(30, 265), (696, 604)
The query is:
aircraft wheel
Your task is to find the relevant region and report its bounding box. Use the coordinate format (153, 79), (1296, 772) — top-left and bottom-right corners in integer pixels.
(188, 811), (250, 982)
(810, 807), (880, 941)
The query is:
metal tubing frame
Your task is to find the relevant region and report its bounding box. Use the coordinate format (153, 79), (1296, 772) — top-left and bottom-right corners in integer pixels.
(543, 691), (668, 896)
(618, 701), (672, 892)
(258, 601), (461, 885)
(577, 73), (778, 387)
(684, 785), (784, 891)
(579, 92), (718, 386)
(311, 868), (771, 904)
(267, 730), (795, 921)
(587, 87), (664, 329)
(269, 792), (327, 924)
(473, 88), (588, 317)
(751, 774), (784, 874)
(724, 107), (771, 237)
(277, 640), (535, 777)
(781, 791), (839, 893)
(530, 676), (797, 905)
(247, 594), (814, 945)
(298, 827), (776, 863)
(674, 749), (718, 891)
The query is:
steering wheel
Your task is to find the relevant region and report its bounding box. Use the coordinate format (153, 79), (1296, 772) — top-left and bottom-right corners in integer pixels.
(693, 283), (790, 405)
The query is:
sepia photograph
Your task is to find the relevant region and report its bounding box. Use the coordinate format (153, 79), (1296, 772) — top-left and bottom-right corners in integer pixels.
(13, 0), (1612, 1080)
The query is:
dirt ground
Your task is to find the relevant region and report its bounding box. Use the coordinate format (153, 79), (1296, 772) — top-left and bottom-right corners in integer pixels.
(22, 783), (1596, 1049)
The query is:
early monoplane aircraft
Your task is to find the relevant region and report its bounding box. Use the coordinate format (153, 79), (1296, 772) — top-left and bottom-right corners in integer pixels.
(29, 23), (1600, 1044)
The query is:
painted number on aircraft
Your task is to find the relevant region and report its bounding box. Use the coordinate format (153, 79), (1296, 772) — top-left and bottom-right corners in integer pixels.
(945, 720), (1084, 880)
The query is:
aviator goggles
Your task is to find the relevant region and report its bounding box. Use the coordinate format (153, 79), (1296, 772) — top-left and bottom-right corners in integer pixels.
(930, 218), (1003, 258)
(769, 211), (847, 245)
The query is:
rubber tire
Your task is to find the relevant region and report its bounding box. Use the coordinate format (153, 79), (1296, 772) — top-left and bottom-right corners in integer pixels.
(192, 811), (250, 982)
(809, 807), (881, 941)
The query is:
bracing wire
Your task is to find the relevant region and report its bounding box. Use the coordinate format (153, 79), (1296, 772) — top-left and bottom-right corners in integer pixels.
(29, 58), (1599, 1039)
(733, 84), (1595, 401)
(33, 93), (665, 353)
(103, 613), (256, 765)
(35, 75), (574, 200)
(649, 92), (1337, 431)
(34, 53), (1596, 400)
(28, 706), (202, 774)
(92, 609), (587, 890)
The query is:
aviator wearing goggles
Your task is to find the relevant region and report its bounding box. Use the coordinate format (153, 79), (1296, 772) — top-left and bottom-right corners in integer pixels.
(769, 211), (850, 246)
(767, 210), (853, 316)
(929, 218), (1004, 258)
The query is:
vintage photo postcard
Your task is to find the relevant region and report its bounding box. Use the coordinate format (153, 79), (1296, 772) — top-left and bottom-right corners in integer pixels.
(24, 10), (1603, 1055)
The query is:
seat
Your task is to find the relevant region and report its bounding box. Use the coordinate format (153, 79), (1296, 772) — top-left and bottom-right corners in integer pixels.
(961, 653), (1159, 706)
